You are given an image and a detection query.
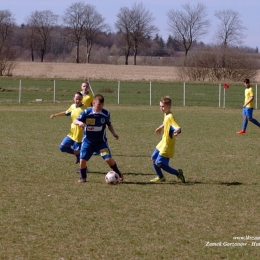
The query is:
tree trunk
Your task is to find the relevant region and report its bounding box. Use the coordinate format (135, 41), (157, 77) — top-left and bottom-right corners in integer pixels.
(86, 39), (92, 64)
(124, 46), (130, 65)
(76, 43), (79, 63)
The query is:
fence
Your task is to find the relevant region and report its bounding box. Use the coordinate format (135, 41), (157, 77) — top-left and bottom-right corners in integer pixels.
(0, 78), (258, 109)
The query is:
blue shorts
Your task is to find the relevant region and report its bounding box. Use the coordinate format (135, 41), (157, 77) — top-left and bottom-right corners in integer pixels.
(151, 148), (170, 166)
(80, 141), (112, 161)
(242, 107), (254, 119)
(61, 136), (81, 151)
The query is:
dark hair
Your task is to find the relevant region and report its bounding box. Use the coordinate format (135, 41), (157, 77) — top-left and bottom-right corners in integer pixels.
(94, 94), (104, 103)
(75, 91), (83, 96)
(160, 96), (171, 106)
(244, 78), (250, 84)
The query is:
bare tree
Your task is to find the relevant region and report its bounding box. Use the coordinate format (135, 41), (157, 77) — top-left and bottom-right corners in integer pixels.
(129, 3), (157, 65)
(115, 7), (133, 65)
(167, 3), (210, 58)
(116, 3), (157, 65)
(26, 10), (58, 62)
(214, 9), (246, 46)
(83, 4), (108, 63)
(0, 10), (16, 76)
(63, 2), (86, 63)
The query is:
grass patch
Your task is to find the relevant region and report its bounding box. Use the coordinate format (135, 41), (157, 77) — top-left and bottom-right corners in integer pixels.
(0, 78), (255, 108)
(1, 103), (260, 259)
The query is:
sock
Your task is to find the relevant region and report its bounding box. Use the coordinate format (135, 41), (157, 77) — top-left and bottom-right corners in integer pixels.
(250, 118), (260, 127)
(152, 163), (164, 178)
(110, 163), (122, 177)
(80, 168), (88, 179)
(242, 119), (248, 131)
(161, 164), (179, 176)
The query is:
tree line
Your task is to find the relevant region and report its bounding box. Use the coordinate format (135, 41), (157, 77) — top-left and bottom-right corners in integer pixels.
(0, 2), (259, 81)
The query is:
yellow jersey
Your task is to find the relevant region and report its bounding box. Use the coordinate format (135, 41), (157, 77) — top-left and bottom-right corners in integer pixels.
(66, 104), (86, 142)
(156, 112), (180, 158)
(81, 92), (94, 108)
(245, 87), (254, 108)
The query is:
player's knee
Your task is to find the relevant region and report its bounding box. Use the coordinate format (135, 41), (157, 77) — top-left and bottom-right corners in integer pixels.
(59, 144), (66, 152)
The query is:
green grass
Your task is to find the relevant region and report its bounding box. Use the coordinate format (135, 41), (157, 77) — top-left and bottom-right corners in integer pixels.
(1, 102), (260, 259)
(1, 78), (257, 108)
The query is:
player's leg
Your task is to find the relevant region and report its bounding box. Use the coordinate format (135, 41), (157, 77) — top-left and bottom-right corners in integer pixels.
(155, 153), (185, 183)
(237, 108), (247, 134)
(99, 143), (124, 181)
(78, 143), (92, 183)
(59, 136), (74, 154)
(150, 149), (165, 182)
(248, 108), (260, 127)
(73, 142), (81, 164)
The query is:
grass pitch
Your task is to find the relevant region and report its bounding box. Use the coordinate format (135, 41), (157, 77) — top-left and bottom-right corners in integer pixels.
(1, 103), (260, 260)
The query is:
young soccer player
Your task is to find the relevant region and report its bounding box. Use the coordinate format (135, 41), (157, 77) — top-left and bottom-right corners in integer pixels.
(50, 92), (86, 164)
(80, 81), (93, 108)
(150, 96), (185, 183)
(73, 94), (123, 183)
(80, 81), (100, 156)
(236, 78), (260, 134)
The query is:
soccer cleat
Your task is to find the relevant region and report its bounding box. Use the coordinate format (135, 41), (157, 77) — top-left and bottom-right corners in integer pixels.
(236, 130), (246, 134)
(177, 169), (185, 183)
(78, 178), (86, 183)
(119, 173), (124, 182)
(150, 177), (166, 183)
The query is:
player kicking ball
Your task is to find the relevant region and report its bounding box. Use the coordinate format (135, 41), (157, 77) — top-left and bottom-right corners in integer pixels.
(150, 96), (185, 183)
(74, 94), (123, 183)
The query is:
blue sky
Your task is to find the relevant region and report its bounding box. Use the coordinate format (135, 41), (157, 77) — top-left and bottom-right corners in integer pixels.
(2, 0), (260, 49)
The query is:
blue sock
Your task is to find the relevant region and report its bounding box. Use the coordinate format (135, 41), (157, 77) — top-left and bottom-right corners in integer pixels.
(80, 168), (88, 179)
(242, 119), (248, 131)
(152, 163), (164, 178)
(250, 118), (260, 127)
(161, 164), (179, 176)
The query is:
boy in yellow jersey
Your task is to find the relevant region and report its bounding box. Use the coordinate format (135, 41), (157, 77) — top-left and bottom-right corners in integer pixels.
(50, 92), (86, 163)
(150, 96), (185, 183)
(80, 81), (93, 108)
(236, 78), (260, 134)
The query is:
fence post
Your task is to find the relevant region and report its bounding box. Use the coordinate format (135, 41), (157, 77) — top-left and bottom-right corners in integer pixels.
(118, 81), (120, 104)
(256, 84), (258, 109)
(150, 81), (152, 105)
(183, 82), (185, 106)
(19, 79), (22, 103)
(53, 80), (56, 103)
(223, 87), (226, 109)
(219, 83), (221, 107)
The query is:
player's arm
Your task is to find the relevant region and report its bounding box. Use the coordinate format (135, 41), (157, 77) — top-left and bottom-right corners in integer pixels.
(50, 111), (66, 119)
(108, 124), (119, 140)
(73, 118), (85, 130)
(155, 124), (164, 134)
(170, 116), (181, 136)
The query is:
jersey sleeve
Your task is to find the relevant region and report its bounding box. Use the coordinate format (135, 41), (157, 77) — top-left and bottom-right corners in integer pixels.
(65, 104), (74, 116)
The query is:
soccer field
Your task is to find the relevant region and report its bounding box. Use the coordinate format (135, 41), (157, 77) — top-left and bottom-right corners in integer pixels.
(1, 103), (260, 259)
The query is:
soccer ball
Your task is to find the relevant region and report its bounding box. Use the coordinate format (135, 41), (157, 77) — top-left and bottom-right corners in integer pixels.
(105, 171), (120, 185)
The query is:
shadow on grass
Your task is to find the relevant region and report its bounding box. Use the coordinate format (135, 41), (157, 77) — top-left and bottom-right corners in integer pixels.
(176, 181), (244, 186)
(119, 180), (246, 186)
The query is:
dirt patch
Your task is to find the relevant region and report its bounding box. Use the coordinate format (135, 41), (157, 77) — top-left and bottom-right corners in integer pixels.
(12, 62), (181, 82)
(12, 61), (260, 82)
